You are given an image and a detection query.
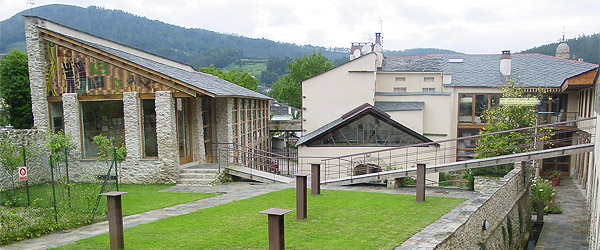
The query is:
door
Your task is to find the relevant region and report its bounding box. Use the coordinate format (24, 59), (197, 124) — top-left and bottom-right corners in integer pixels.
(176, 98), (193, 164)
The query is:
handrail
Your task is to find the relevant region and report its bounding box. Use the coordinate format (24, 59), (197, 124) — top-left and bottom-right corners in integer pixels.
(321, 117), (596, 161)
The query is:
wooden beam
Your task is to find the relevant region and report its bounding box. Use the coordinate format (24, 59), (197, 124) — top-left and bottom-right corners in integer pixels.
(39, 30), (214, 98)
(78, 94), (123, 101)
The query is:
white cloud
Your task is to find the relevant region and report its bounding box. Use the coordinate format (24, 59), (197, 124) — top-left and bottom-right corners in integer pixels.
(1, 0), (598, 54)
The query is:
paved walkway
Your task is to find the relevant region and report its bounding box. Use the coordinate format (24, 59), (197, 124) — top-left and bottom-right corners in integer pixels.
(1, 182), (292, 250)
(535, 176), (590, 250)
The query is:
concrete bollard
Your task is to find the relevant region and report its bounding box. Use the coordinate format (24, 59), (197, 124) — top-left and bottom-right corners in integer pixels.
(259, 208), (293, 250)
(99, 191), (128, 250)
(416, 164), (426, 202)
(294, 174), (308, 220)
(311, 164), (320, 195)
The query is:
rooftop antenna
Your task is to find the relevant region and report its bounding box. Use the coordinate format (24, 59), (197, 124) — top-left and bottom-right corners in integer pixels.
(561, 26), (566, 42)
(26, 0), (35, 15)
(377, 16), (383, 34)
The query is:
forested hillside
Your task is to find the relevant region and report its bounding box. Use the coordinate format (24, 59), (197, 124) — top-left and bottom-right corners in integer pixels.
(0, 4), (460, 87)
(0, 4), (347, 67)
(521, 34), (599, 64)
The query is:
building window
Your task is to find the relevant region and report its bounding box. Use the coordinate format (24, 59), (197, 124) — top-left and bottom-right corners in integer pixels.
(393, 87), (407, 92)
(422, 88), (435, 92)
(395, 77), (406, 82)
(81, 100), (124, 158)
(49, 101), (64, 133)
(459, 93), (501, 124)
(142, 99), (158, 158)
(424, 77), (435, 82)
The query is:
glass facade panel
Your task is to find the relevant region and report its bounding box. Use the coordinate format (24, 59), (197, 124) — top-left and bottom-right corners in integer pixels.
(307, 115), (423, 147)
(49, 102), (64, 133)
(459, 94), (473, 123)
(81, 101), (124, 158)
(142, 99), (158, 157)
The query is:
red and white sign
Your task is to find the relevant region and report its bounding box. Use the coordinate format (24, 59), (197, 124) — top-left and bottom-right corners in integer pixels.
(18, 167), (27, 181)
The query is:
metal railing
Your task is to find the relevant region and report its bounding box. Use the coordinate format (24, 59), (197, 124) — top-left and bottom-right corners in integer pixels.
(214, 117), (595, 184)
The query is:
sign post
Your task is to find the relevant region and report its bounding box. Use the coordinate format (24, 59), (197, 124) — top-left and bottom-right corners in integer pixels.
(18, 167), (27, 181)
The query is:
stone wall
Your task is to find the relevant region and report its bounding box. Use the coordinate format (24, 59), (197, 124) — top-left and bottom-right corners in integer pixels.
(25, 17), (49, 130)
(398, 163), (532, 250)
(0, 129), (49, 189)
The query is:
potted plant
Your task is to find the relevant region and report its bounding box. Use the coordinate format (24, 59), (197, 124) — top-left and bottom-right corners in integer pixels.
(551, 171), (561, 186)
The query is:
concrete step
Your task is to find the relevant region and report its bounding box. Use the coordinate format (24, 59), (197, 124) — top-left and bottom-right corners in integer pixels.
(179, 172), (218, 179)
(177, 163), (221, 186)
(176, 178), (214, 185)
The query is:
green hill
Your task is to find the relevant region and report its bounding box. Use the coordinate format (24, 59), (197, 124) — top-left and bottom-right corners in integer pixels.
(521, 34), (600, 64)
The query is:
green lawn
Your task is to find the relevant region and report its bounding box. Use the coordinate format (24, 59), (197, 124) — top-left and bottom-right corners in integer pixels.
(56, 189), (464, 250)
(118, 184), (218, 216)
(0, 184), (217, 245)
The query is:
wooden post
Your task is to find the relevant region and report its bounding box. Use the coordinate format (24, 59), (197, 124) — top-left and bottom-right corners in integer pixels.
(259, 208), (293, 250)
(100, 191), (128, 250)
(295, 174), (308, 220)
(416, 164), (426, 202)
(311, 164), (320, 195)
(536, 201), (544, 222)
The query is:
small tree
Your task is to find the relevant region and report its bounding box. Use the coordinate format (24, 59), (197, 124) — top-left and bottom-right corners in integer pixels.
(0, 49), (33, 129)
(269, 51), (334, 108)
(0, 134), (26, 195)
(198, 65), (258, 91)
(474, 81), (551, 175)
(46, 131), (76, 164)
(92, 135), (126, 164)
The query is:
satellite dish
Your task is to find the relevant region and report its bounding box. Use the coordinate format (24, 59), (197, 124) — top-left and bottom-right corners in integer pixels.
(361, 44), (372, 54)
(353, 49), (361, 58)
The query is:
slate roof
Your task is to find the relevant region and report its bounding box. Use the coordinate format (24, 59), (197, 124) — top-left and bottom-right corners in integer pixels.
(67, 36), (271, 99)
(374, 101), (424, 111)
(270, 102), (300, 116)
(381, 54), (598, 88)
(296, 103), (431, 146)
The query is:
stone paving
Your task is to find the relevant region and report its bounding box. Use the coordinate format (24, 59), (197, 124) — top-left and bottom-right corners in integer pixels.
(535, 176), (590, 250)
(0, 182), (292, 250)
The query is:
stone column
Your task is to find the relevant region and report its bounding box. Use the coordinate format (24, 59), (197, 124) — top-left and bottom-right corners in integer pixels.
(121, 92), (141, 183)
(62, 93), (81, 157)
(192, 97), (206, 164)
(155, 91), (178, 183)
(123, 92), (141, 160)
(25, 17), (50, 130)
(215, 97), (233, 144)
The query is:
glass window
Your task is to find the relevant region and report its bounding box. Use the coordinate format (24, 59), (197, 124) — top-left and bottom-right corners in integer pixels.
(142, 99), (158, 157)
(81, 101), (124, 158)
(459, 94), (473, 123)
(474, 94), (487, 123)
(395, 77), (406, 82)
(307, 115), (424, 147)
(422, 88), (435, 92)
(393, 87), (407, 92)
(49, 102), (64, 133)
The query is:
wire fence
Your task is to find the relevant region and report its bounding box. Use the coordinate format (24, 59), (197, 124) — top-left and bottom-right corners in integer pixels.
(0, 146), (119, 239)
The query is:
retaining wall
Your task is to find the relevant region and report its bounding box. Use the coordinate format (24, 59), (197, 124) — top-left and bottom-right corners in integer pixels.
(398, 163), (532, 249)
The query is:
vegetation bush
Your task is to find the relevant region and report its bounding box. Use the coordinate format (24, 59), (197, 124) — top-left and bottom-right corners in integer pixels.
(530, 177), (562, 214)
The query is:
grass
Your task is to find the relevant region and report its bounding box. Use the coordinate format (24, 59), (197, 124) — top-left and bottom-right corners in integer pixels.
(56, 189), (464, 250)
(0, 184), (217, 245)
(224, 58), (267, 76)
(118, 184), (218, 216)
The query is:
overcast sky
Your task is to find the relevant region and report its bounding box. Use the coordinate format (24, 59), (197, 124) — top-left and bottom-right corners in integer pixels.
(1, 0), (599, 54)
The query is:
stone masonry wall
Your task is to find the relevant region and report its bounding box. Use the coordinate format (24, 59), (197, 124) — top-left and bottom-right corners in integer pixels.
(155, 91), (178, 183)
(25, 17), (49, 130)
(0, 129), (48, 189)
(398, 163), (531, 250)
(215, 97), (233, 145)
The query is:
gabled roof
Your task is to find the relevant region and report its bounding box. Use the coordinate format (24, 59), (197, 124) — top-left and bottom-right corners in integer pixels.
(381, 54), (598, 88)
(32, 16), (270, 100)
(296, 103), (432, 146)
(270, 101), (300, 116)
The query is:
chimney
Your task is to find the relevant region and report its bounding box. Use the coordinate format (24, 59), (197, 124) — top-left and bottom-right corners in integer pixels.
(374, 33), (383, 67)
(500, 50), (511, 76)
